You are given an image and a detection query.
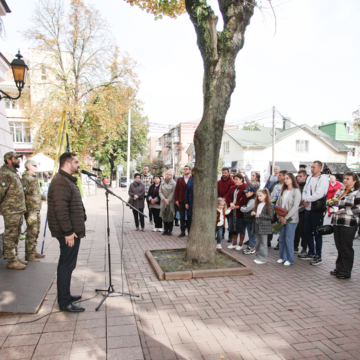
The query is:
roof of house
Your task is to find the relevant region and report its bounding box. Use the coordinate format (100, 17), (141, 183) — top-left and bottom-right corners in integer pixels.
(0, 0), (10, 13)
(224, 125), (349, 153)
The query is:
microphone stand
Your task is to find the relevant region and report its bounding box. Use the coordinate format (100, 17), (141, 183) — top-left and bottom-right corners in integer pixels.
(85, 175), (142, 311)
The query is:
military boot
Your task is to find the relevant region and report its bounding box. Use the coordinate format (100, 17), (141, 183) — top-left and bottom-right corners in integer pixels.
(25, 255), (40, 262)
(18, 258), (28, 265)
(35, 253), (45, 258)
(7, 261), (26, 270)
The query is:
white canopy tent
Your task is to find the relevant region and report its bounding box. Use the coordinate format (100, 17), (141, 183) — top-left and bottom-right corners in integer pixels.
(19, 153), (55, 175)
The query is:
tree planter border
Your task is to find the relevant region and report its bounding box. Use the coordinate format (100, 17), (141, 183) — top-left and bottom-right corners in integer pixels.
(145, 248), (253, 281)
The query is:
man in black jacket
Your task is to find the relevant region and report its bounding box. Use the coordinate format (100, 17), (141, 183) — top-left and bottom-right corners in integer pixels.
(48, 152), (86, 313)
(295, 169), (308, 255)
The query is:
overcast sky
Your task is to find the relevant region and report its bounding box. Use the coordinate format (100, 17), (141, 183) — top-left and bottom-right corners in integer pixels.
(3, 0), (360, 131)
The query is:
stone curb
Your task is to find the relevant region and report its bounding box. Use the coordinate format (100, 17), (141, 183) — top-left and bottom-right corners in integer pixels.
(146, 248), (253, 281)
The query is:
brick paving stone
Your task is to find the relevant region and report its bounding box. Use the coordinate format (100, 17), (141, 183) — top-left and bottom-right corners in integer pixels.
(1, 189), (360, 359)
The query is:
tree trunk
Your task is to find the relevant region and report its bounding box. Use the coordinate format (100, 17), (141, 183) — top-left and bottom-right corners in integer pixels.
(185, 0), (254, 262)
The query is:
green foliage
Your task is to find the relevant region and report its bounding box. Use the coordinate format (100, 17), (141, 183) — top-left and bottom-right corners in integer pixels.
(150, 159), (165, 176)
(94, 108), (149, 180)
(242, 121), (259, 131)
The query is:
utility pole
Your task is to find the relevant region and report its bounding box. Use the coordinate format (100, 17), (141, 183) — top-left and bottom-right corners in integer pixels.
(272, 106), (276, 176)
(126, 109), (131, 191)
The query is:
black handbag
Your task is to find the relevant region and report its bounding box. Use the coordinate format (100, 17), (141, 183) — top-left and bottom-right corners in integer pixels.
(309, 175), (327, 213)
(316, 225), (333, 235)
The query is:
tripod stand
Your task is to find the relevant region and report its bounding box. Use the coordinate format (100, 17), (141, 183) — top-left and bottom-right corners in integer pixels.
(86, 176), (143, 311)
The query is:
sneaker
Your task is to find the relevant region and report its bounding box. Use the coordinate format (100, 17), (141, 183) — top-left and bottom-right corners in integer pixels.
(274, 244), (279, 250)
(157, 228), (163, 232)
(294, 247), (299, 253)
(135, 227), (139, 231)
(277, 259), (284, 264)
(244, 240), (249, 245)
(244, 247), (255, 255)
(284, 261), (291, 266)
(150, 220), (154, 225)
(254, 259), (266, 264)
(152, 228), (158, 232)
(216, 244), (222, 249)
(242, 246), (251, 253)
(310, 255), (322, 266)
(227, 239), (232, 243)
(299, 254), (314, 260)
(235, 245), (243, 251)
(228, 244), (237, 249)
(141, 228), (145, 232)
(298, 248), (307, 257)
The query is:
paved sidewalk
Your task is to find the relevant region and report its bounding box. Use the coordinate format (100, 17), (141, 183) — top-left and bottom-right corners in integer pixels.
(1, 188), (360, 360)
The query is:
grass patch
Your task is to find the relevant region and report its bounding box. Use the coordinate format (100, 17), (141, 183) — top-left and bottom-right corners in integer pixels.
(151, 249), (244, 272)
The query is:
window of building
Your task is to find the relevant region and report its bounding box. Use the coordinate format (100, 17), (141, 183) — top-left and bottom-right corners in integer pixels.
(296, 140), (309, 152)
(223, 141), (229, 154)
(5, 99), (25, 110)
(347, 123), (354, 136)
(349, 147), (356, 157)
(9, 122), (31, 143)
(41, 65), (47, 81)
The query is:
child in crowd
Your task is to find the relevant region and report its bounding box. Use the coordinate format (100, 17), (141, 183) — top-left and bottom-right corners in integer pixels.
(240, 186), (256, 254)
(216, 198), (231, 249)
(251, 189), (274, 264)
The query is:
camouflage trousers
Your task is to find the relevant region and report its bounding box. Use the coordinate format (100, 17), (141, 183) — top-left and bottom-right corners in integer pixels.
(25, 211), (41, 256)
(3, 213), (23, 264)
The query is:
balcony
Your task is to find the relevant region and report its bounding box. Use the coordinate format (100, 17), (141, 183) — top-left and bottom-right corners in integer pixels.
(156, 141), (162, 151)
(172, 135), (180, 144)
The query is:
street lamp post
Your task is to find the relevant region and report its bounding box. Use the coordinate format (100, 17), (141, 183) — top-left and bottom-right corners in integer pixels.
(0, 50), (28, 101)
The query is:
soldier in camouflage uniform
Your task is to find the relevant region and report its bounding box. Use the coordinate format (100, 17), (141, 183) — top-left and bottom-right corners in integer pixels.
(21, 159), (46, 262)
(0, 151), (27, 270)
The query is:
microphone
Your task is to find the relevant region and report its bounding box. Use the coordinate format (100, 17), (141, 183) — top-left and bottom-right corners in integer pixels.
(92, 167), (102, 172)
(81, 169), (97, 177)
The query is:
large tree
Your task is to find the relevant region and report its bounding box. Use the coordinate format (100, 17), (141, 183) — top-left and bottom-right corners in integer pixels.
(127, 0), (255, 262)
(24, 0), (141, 162)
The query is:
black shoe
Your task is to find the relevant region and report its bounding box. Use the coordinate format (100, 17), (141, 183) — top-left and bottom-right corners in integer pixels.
(330, 269), (338, 276)
(70, 295), (82, 302)
(310, 255), (322, 266)
(336, 273), (350, 279)
(168, 231), (172, 236)
(227, 239), (232, 243)
(60, 303), (85, 312)
(174, 221), (179, 226)
(267, 243), (271, 247)
(299, 253), (314, 260)
(178, 233), (185, 237)
(274, 244), (279, 250)
(244, 240), (249, 245)
(298, 248), (307, 257)
(162, 231), (168, 236)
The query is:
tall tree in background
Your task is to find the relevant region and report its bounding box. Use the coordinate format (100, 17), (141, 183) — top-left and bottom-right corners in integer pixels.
(24, 0), (142, 162)
(242, 120), (260, 131)
(127, 0), (255, 262)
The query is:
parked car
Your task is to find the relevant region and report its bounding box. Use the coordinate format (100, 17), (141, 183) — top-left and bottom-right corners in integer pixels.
(120, 177), (127, 188)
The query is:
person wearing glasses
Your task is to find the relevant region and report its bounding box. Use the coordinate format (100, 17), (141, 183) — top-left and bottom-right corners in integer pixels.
(21, 159), (47, 262)
(326, 175), (343, 217)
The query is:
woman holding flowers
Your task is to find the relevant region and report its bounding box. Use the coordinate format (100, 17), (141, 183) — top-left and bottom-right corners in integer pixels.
(276, 173), (301, 266)
(330, 172), (360, 279)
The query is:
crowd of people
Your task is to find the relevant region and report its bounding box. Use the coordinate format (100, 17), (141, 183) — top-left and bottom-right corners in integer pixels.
(130, 161), (360, 280)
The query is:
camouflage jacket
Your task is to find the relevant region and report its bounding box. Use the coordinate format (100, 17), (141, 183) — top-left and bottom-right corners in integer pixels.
(0, 163), (26, 215)
(21, 170), (43, 212)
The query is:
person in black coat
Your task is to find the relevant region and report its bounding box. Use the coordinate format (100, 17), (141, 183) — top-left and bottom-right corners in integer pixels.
(148, 175), (163, 231)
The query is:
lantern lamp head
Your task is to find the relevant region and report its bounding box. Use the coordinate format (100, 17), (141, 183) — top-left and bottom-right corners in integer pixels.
(10, 50), (28, 91)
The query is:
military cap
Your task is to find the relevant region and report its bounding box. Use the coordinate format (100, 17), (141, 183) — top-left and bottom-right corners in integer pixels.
(25, 159), (40, 168)
(4, 151), (22, 161)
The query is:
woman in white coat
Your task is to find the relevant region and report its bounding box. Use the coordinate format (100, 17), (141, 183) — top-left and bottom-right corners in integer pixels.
(276, 173), (301, 266)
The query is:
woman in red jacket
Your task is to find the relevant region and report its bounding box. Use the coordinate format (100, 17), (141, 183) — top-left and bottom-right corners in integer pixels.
(327, 175), (343, 217)
(225, 173), (248, 250)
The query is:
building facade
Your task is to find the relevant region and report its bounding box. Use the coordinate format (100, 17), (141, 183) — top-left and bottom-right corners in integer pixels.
(220, 123), (349, 187)
(318, 121), (357, 169)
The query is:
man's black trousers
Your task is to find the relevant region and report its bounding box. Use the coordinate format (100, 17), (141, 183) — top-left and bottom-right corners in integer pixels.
(294, 211), (307, 250)
(57, 237), (81, 307)
(179, 202), (191, 234)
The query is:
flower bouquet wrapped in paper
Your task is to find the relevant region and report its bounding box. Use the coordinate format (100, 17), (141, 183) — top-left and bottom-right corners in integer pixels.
(327, 197), (339, 207)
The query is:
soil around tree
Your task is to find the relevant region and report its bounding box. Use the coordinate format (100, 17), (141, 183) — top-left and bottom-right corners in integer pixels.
(151, 249), (245, 273)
